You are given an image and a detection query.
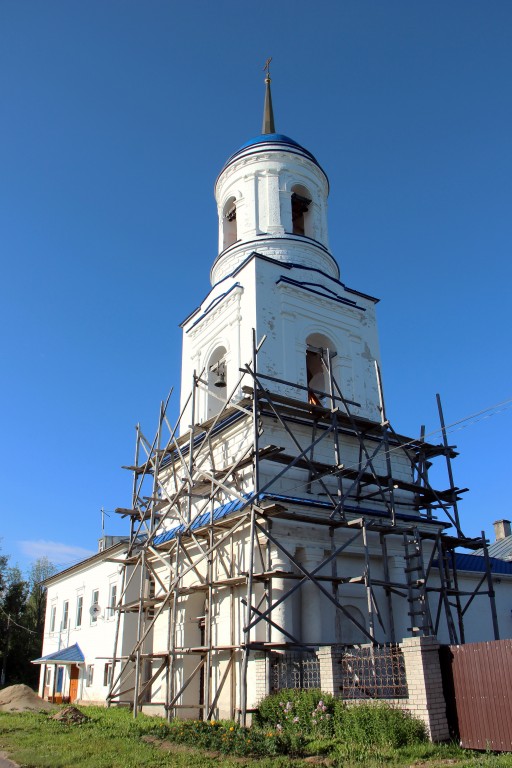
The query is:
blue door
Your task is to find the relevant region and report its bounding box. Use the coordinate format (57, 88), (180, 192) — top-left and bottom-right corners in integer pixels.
(56, 666), (64, 693)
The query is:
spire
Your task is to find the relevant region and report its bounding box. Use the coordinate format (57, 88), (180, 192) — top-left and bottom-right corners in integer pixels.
(262, 57), (275, 134)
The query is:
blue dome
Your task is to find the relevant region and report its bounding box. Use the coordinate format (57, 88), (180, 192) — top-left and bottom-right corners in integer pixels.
(221, 132), (322, 172)
(238, 133), (304, 151)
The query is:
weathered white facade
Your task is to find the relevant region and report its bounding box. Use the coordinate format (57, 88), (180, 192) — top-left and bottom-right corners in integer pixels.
(181, 127), (382, 428)
(36, 539), (137, 704)
(38, 78), (511, 721)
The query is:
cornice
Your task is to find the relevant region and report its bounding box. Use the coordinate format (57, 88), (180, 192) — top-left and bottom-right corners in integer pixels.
(276, 279), (364, 318)
(215, 150), (329, 197)
(186, 285), (243, 341)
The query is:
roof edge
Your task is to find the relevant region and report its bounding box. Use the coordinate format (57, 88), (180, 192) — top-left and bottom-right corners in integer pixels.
(43, 540), (130, 587)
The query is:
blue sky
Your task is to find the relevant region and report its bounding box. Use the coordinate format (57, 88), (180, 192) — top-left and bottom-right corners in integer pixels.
(1, 1), (511, 573)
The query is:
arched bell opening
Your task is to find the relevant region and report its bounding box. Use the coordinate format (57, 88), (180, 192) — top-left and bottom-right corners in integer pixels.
(207, 346), (228, 419)
(291, 184), (313, 238)
(222, 196), (237, 250)
(306, 333), (337, 405)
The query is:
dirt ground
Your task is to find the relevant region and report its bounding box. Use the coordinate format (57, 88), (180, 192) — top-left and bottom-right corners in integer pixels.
(0, 684), (55, 713)
(0, 752), (20, 768)
(0, 751), (20, 768)
(52, 706), (88, 724)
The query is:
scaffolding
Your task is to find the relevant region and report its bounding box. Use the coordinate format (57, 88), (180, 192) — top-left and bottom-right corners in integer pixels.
(106, 337), (499, 722)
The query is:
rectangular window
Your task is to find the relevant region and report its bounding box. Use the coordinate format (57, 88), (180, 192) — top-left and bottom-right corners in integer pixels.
(103, 663), (112, 687)
(50, 605), (57, 633)
(90, 589), (99, 624)
(45, 668), (51, 686)
(108, 584), (117, 619)
(76, 595), (83, 628)
(61, 601), (69, 630)
(86, 665), (94, 687)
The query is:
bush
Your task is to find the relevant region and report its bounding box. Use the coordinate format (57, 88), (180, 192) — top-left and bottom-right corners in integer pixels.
(255, 688), (336, 740)
(94, 693), (426, 759)
(333, 701), (427, 748)
(255, 690), (427, 754)
(141, 716), (285, 757)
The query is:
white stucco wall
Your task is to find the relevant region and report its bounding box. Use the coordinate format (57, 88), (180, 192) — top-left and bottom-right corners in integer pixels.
(37, 544), (136, 704)
(428, 567), (512, 644)
(180, 254), (383, 427)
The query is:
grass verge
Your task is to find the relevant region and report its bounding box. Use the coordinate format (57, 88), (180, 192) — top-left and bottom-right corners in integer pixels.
(0, 706), (512, 768)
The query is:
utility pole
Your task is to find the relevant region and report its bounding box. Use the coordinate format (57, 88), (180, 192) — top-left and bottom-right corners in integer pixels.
(1, 615), (11, 686)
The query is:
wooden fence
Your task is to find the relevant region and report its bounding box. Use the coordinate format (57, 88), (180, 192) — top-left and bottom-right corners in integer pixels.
(440, 639), (512, 752)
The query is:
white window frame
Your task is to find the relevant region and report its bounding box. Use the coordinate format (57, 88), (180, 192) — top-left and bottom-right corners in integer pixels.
(76, 595), (83, 628)
(90, 589), (99, 624)
(49, 604), (57, 633)
(61, 601), (69, 630)
(86, 664), (94, 687)
(108, 583), (117, 620)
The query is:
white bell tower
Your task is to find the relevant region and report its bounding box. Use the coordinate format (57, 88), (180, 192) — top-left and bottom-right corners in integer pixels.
(180, 71), (383, 426)
(212, 86), (333, 284)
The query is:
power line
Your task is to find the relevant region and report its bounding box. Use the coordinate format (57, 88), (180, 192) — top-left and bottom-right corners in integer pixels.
(262, 394), (512, 500)
(0, 604), (37, 634)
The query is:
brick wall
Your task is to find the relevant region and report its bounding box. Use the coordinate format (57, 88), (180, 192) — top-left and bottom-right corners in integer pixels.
(316, 636), (449, 742)
(253, 637), (449, 742)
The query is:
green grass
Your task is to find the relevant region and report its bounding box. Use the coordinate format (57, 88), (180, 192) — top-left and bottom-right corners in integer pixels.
(0, 705), (512, 768)
(0, 707), (303, 768)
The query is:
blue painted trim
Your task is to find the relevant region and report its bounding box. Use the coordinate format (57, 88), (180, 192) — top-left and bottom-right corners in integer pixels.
(185, 283), (242, 333)
(154, 496), (250, 546)
(261, 493), (445, 526)
(209, 235), (338, 284)
(182, 251), (379, 330)
(152, 490), (447, 550)
(213, 250), (378, 303)
(276, 276), (366, 311)
(238, 134), (306, 152)
(216, 133), (329, 189)
(159, 410), (247, 469)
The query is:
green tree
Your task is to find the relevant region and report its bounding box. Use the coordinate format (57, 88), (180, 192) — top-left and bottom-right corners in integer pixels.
(0, 566), (30, 686)
(25, 557), (56, 685)
(26, 557), (56, 638)
(0, 554), (56, 689)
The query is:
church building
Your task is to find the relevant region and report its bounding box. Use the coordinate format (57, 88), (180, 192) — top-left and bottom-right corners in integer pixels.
(36, 71), (511, 731)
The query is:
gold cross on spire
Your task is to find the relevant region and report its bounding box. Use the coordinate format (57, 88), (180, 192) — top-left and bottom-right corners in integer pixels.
(263, 57), (272, 81)
(261, 57), (275, 134)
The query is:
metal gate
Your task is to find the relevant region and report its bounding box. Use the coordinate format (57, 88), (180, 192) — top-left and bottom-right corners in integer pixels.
(270, 652), (320, 691)
(440, 640), (512, 752)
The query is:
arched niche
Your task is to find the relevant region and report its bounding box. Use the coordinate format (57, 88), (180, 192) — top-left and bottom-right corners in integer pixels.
(306, 332), (337, 405)
(207, 345), (228, 419)
(222, 196), (237, 250)
(341, 605), (367, 645)
(291, 183), (313, 238)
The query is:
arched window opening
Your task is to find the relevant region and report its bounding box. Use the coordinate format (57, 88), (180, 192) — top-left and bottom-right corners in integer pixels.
(147, 578), (156, 619)
(291, 184), (312, 237)
(207, 346), (228, 418)
(223, 197), (237, 250)
(306, 333), (336, 405)
(306, 349), (326, 405)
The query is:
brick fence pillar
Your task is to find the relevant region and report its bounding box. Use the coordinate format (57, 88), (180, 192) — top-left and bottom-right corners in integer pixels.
(400, 636), (449, 742)
(253, 651), (269, 706)
(316, 645), (344, 696)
